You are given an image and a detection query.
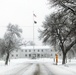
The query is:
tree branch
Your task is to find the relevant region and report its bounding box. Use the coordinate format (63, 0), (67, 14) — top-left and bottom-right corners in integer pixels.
(66, 39), (76, 53)
(63, 27), (76, 42)
(61, 2), (76, 15)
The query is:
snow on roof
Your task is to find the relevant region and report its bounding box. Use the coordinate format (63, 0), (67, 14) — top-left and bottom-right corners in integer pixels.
(20, 46), (53, 50)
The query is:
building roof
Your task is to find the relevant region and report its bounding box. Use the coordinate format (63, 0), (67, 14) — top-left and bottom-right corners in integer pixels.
(20, 46), (53, 50)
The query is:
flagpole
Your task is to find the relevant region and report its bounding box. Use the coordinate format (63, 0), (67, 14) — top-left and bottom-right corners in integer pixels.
(32, 11), (37, 59)
(33, 11), (35, 58)
(33, 11), (34, 47)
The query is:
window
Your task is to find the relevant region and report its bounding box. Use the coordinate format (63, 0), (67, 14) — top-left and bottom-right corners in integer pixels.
(29, 50), (31, 52)
(51, 50), (52, 51)
(25, 50), (27, 52)
(41, 54), (43, 56)
(59, 54), (61, 56)
(29, 54), (31, 57)
(51, 54), (52, 56)
(25, 54), (27, 57)
(38, 50), (39, 52)
(11, 54), (14, 57)
(37, 54), (40, 57)
(16, 54), (18, 57)
(42, 49), (43, 52)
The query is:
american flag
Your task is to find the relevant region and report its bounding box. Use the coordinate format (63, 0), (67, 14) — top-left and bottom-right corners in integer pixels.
(33, 13), (37, 24)
(33, 13), (36, 17)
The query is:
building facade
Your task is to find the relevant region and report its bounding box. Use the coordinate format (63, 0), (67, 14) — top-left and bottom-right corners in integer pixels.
(10, 46), (62, 59)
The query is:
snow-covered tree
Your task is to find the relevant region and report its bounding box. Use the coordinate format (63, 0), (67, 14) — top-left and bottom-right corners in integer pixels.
(0, 24), (22, 65)
(39, 10), (76, 64)
(49, 0), (76, 15)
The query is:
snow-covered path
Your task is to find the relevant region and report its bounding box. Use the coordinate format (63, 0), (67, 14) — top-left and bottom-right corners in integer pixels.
(38, 64), (54, 75)
(0, 63), (76, 75)
(0, 58), (76, 75)
(0, 63), (54, 75)
(0, 63), (37, 75)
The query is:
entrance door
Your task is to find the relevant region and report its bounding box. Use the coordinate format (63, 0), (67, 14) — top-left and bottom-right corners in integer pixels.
(32, 54), (36, 59)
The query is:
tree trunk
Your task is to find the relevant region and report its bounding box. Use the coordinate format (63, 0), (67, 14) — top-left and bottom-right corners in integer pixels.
(5, 52), (9, 65)
(62, 52), (66, 64)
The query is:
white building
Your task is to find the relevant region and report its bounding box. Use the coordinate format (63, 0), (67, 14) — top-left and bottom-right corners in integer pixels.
(10, 46), (62, 59)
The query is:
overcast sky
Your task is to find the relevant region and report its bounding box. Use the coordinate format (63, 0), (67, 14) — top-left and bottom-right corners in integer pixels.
(0, 0), (55, 45)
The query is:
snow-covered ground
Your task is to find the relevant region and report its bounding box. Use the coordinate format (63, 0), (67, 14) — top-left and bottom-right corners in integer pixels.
(0, 58), (76, 75)
(45, 58), (76, 75)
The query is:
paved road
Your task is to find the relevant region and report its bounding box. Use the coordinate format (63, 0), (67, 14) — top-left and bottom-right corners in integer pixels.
(0, 63), (54, 75)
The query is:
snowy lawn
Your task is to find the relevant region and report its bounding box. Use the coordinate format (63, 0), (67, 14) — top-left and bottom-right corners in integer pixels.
(0, 58), (33, 74)
(45, 58), (76, 75)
